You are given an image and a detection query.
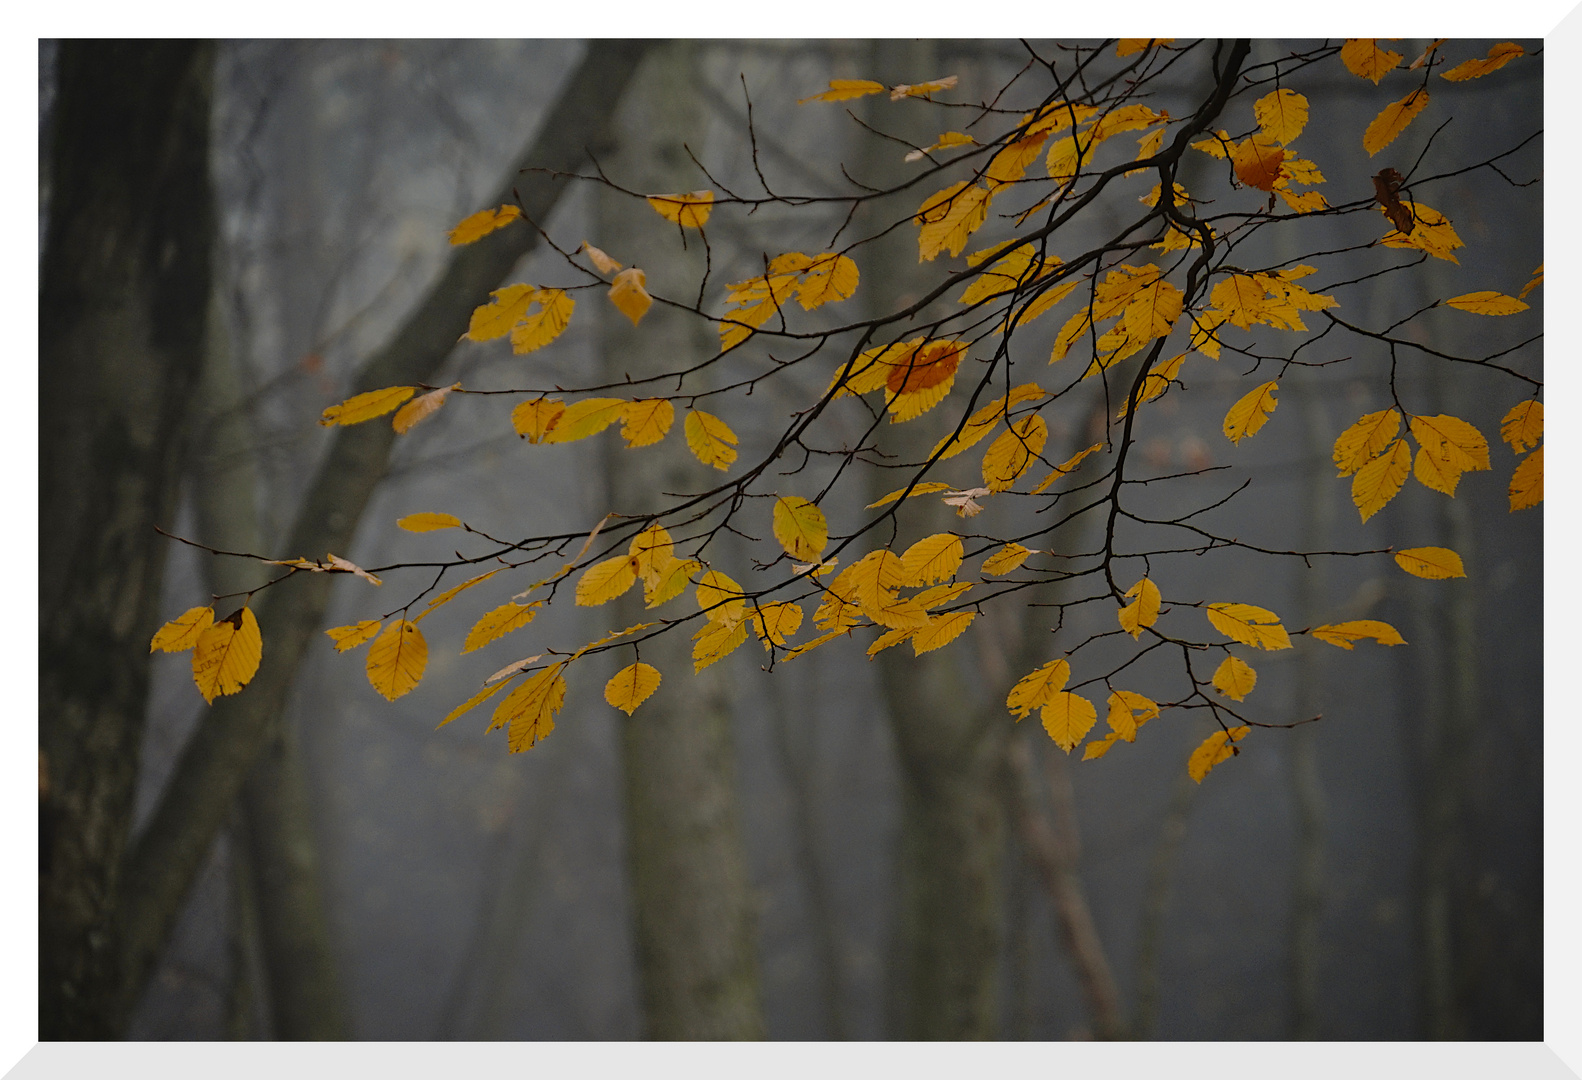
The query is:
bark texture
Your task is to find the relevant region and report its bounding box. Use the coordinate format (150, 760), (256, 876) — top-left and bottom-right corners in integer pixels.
(39, 40), (217, 1040)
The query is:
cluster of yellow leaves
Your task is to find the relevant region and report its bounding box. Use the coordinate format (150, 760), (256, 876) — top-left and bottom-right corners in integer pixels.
(1053, 263), (1184, 371)
(1378, 200), (1464, 263)
(1333, 408), (1491, 520)
(1191, 89), (1327, 212)
(797, 75), (958, 105)
(1206, 602), (1292, 651)
(719, 251), (859, 351)
(465, 283), (575, 355)
(506, 395), (734, 467)
(929, 383), (1047, 460)
(1441, 42), (1523, 82)
(1501, 398), (1543, 511)
(152, 606), (264, 705)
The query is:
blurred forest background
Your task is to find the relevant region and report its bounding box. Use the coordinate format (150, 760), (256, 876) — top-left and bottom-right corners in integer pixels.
(38, 38), (1542, 1041)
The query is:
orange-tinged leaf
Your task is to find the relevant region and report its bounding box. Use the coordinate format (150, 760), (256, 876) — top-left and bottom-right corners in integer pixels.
(1334, 409), (1402, 476)
(152, 606), (214, 653)
(899, 533), (964, 587)
(692, 617), (749, 672)
(796, 253), (859, 310)
(1042, 691), (1098, 753)
(1364, 89), (1430, 156)
(773, 496), (828, 562)
(1007, 658), (1071, 719)
(608, 267), (653, 326)
(1106, 689), (1159, 742)
(982, 415), (1048, 492)
(605, 662), (661, 715)
(619, 398), (674, 448)
(1309, 620), (1407, 649)
(1441, 42), (1523, 81)
(981, 543), (1033, 576)
(580, 241), (622, 275)
(1341, 39), (1402, 83)
(1118, 577), (1162, 639)
(319, 386), (415, 427)
(885, 339), (965, 397)
(494, 663), (565, 752)
(696, 570), (747, 626)
(916, 182), (991, 262)
(542, 398), (627, 444)
(1206, 602), (1292, 651)
(1445, 291), (1528, 316)
(190, 608), (263, 704)
(509, 289), (574, 354)
(398, 512), (462, 532)
(1117, 38), (1172, 57)
(1188, 726), (1249, 782)
(325, 619), (382, 653)
(1501, 401), (1543, 453)
(1233, 136), (1286, 192)
(913, 611), (975, 655)
(448, 204), (521, 245)
(868, 481), (955, 509)
(1254, 88), (1309, 144)
(1352, 438), (1411, 521)
(436, 680), (509, 729)
(510, 398), (563, 443)
(392, 383), (459, 434)
(684, 410), (738, 470)
(751, 601), (804, 649)
(1212, 655), (1257, 701)
(799, 79), (886, 104)
(1509, 447), (1543, 511)
(576, 555), (639, 607)
(465, 284), (537, 341)
(647, 190), (713, 228)
(1395, 546), (1466, 580)
(364, 619), (426, 702)
(1223, 381), (1279, 444)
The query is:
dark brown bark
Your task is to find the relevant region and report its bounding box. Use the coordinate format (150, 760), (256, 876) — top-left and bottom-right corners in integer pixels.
(114, 40), (654, 1027)
(39, 40), (217, 1040)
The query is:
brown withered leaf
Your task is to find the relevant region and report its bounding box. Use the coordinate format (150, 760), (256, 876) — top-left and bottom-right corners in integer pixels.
(1372, 168), (1414, 235)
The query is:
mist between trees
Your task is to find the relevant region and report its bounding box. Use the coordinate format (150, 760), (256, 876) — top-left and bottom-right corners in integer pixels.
(39, 38), (1541, 1040)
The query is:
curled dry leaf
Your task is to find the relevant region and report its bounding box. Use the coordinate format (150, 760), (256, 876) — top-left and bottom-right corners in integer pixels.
(392, 383), (460, 434)
(580, 241), (622, 275)
(327, 554), (382, 587)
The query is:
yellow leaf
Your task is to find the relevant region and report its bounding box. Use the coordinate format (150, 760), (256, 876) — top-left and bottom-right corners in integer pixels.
(784, 628), (849, 661)
(1122, 278), (1184, 343)
(1190, 129), (1233, 158)
(773, 496), (829, 562)
(1084, 733), (1121, 760)
(509, 289), (574, 355)
(986, 131), (1050, 189)
(511, 398), (565, 443)
(319, 386), (415, 428)
(1042, 691), (1097, 753)
(325, 620), (383, 652)
(913, 611), (975, 655)
(1117, 38), (1171, 57)
(493, 663), (565, 752)
(647, 190), (714, 229)
(1409, 413), (1490, 496)
(466, 283), (537, 341)
(796, 253), (859, 310)
(1007, 658), (1071, 719)
(1379, 200), (1463, 263)
(364, 618), (426, 702)
(605, 662), (661, 715)
(415, 569), (501, 623)
(905, 131), (976, 162)
(999, 280), (1079, 333)
(1334, 409), (1402, 476)
(618, 399), (674, 449)
(580, 241), (622, 275)
(798, 79), (886, 104)
(1341, 39), (1402, 83)
(696, 569), (747, 626)
(1364, 88), (1430, 156)
(1509, 447), (1543, 511)
(684, 410), (739, 470)
(1106, 690), (1159, 742)
(914, 581), (973, 610)
(1310, 620), (1407, 649)
(692, 618), (748, 672)
(1441, 42), (1523, 81)
(915, 182), (991, 262)
(542, 398), (627, 444)
(629, 524), (675, 587)
(392, 383), (459, 434)
(981, 543), (1033, 576)
(1232, 136), (1286, 192)
(867, 626), (917, 657)
(1189, 310), (1227, 359)
(982, 415), (1048, 492)
(1254, 88), (1309, 144)
(868, 481), (955, 509)
(436, 680), (509, 729)
(1223, 381), (1279, 444)
(929, 383), (1047, 460)
(645, 557), (700, 608)
(1205, 602), (1292, 651)
(569, 622), (657, 663)
(1445, 291), (1529, 316)
(398, 512), (462, 532)
(1501, 401), (1543, 453)
(1188, 726), (1249, 783)
(447, 204), (521, 245)
(1352, 438), (1411, 521)
(1212, 655), (1257, 701)
(608, 267), (653, 326)
(899, 533), (964, 587)
(1518, 264), (1543, 299)
(1395, 546), (1466, 580)
(1030, 442), (1105, 494)
(1118, 577), (1162, 639)
(750, 601), (804, 650)
(576, 555), (639, 607)
(865, 593), (931, 633)
(890, 75), (958, 100)
(190, 608), (263, 704)
(152, 606), (214, 653)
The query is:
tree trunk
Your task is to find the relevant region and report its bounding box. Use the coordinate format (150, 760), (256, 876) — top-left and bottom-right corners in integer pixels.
(113, 40), (653, 1028)
(39, 40), (217, 1040)
(597, 41), (764, 1041)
